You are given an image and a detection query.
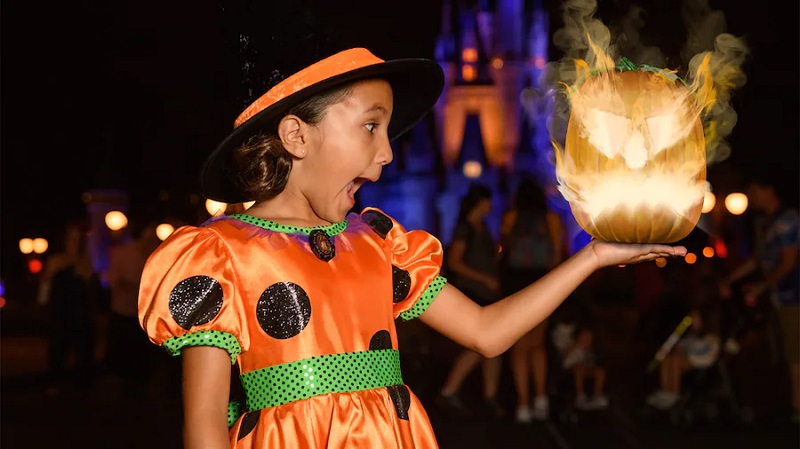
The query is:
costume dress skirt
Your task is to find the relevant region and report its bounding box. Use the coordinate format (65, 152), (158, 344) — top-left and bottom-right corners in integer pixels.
(139, 208), (447, 448)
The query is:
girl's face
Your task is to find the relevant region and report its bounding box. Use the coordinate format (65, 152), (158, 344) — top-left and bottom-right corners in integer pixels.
(298, 79), (394, 222)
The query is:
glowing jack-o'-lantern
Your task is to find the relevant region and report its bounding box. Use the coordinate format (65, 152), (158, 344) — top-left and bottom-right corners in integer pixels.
(557, 57), (709, 243)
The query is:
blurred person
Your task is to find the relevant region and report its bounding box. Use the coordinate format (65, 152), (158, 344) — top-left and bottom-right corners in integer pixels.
(646, 305), (721, 410)
(435, 183), (506, 418)
(719, 174), (799, 421)
(551, 293), (609, 411)
(105, 220), (161, 390)
(37, 218), (102, 394)
(500, 177), (565, 422)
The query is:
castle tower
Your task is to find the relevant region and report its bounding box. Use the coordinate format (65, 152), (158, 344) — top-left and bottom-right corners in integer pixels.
(434, 0), (532, 177)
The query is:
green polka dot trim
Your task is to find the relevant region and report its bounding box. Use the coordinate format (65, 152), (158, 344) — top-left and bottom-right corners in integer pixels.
(227, 401), (242, 428)
(230, 214), (348, 236)
(163, 330), (242, 364)
(239, 349), (403, 412)
(399, 275), (447, 322)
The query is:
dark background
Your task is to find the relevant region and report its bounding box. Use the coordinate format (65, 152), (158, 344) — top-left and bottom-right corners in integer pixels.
(2, 0), (798, 276)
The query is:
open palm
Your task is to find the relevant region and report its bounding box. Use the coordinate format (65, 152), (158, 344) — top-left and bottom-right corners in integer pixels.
(586, 239), (687, 268)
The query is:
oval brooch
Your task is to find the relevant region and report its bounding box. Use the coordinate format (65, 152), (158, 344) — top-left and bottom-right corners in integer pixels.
(309, 230), (335, 262)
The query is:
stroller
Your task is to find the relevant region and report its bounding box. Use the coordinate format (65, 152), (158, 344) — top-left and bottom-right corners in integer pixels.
(644, 300), (759, 426)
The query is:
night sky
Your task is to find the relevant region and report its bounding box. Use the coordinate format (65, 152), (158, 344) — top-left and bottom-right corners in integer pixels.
(2, 0), (798, 275)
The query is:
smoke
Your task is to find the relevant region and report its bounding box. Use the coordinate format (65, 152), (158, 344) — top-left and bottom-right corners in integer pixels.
(617, 5), (666, 68)
(682, 0), (748, 164)
(539, 0), (748, 165)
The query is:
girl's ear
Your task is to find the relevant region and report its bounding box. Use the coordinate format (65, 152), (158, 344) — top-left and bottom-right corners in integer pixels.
(278, 114), (309, 158)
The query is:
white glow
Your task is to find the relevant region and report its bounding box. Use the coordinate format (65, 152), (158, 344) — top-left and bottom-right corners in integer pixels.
(558, 171), (705, 220)
(580, 107), (695, 169)
(243, 201), (256, 210)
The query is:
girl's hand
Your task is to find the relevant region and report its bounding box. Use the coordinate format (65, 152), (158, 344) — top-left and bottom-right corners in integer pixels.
(585, 239), (687, 268)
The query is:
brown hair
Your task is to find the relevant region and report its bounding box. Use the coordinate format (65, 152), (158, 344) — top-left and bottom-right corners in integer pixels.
(231, 83), (355, 201)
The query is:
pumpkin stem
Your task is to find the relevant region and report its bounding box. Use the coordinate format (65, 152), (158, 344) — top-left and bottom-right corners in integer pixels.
(616, 57), (639, 71)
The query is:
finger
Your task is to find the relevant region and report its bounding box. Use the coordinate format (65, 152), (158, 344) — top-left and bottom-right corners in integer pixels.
(645, 245), (687, 257)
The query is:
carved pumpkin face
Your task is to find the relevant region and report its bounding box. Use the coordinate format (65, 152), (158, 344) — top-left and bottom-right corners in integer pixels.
(557, 69), (706, 243)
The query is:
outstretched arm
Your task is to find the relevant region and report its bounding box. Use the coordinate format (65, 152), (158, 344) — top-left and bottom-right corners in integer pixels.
(420, 239), (685, 357)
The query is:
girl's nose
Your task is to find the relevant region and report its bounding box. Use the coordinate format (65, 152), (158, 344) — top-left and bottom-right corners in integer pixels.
(376, 138), (394, 166)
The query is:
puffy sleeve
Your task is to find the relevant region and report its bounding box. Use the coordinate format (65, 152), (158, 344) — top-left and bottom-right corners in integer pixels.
(138, 225), (247, 364)
(361, 208), (448, 321)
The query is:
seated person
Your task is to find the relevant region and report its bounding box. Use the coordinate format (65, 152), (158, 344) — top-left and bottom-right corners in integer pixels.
(551, 298), (609, 411)
(647, 305), (721, 410)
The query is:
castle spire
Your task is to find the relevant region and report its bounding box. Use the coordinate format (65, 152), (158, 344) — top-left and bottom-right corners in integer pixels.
(434, 0), (456, 62)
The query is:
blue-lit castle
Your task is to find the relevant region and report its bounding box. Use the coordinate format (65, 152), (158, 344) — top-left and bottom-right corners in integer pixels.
(359, 0), (562, 246)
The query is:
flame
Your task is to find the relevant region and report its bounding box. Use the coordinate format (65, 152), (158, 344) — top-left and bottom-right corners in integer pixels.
(554, 137), (705, 226)
(536, 0), (748, 242)
(554, 38), (711, 241)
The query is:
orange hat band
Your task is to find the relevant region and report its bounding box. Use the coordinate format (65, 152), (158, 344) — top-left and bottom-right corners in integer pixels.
(233, 48), (385, 129)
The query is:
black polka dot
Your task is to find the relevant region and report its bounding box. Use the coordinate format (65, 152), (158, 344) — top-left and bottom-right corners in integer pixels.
(387, 385), (411, 420)
(237, 410), (260, 440)
(362, 210), (393, 239)
(168, 275), (224, 330)
(392, 266), (411, 303)
(369, 330), (392, 350)
(257, 282), (311, 339)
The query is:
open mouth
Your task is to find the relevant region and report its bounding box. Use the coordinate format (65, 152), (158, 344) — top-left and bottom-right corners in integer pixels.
(346, 177), (369, 204)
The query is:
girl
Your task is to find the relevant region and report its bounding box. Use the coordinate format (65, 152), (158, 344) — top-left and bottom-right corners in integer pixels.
(138, 47), (686, 449)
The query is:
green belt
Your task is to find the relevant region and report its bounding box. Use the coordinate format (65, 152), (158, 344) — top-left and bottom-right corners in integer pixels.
(228, 349), (404, 427)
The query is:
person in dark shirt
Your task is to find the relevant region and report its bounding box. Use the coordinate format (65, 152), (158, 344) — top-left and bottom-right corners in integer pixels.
(435, 184), (505, 418)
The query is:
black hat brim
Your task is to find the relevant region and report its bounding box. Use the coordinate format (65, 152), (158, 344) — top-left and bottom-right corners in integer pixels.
(199, 58), (444, 204)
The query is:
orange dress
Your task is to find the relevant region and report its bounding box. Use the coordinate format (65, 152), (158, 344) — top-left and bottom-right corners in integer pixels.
(139, 208), (446, 448)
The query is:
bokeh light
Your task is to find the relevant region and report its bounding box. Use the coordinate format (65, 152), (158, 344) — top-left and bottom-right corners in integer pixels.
(702, 191), (716, 213)
(463, 161), (483, 179)
(205, 199), (227, 216)
(19, 238), (34, 254)
(684, 253), (697, 264)
(32, 238), (48, 254)
(27, 259), (43, 274)
(105, 211), (128, 231)
(714, 239), (728, 258)
(725, 193), (748, 215)
(702, 246), (715, 258)
(655, 257), (667, 268)
(156, 223), (175, 241)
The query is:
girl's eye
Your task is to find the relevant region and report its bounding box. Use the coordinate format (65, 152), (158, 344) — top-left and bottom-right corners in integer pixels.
(365, 123), (376, 133)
